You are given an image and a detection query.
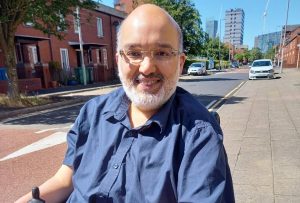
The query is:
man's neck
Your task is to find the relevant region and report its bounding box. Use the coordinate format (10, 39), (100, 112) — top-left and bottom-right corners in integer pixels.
(128, 103), (158, 128)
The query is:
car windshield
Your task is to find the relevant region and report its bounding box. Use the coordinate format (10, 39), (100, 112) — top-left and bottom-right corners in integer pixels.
(252, 61), (271, 67)
(191, 63), (202, 67)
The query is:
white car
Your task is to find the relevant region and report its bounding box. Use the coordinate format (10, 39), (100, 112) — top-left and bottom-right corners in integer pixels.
(187, 62), (207, 76)
(249, 59), (275, 80)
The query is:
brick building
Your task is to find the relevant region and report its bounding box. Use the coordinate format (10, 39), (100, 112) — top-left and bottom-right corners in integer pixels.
(0, 3), (126, 93)
(281, 26), (300, 68)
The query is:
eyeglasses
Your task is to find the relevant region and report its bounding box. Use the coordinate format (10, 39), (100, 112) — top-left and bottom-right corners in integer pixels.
(119, 48), (181, 65)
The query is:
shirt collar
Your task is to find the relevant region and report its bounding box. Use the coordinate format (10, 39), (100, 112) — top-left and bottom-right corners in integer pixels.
(105, 87), (176, 134)
(146, 91), (176, 134)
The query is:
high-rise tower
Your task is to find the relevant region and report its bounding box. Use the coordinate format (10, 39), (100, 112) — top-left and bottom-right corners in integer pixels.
(205, 19), (218, 39)
(224, 8), (245, 46)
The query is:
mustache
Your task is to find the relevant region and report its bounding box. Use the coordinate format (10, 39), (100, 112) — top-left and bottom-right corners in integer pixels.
(135, 73), (164, 81)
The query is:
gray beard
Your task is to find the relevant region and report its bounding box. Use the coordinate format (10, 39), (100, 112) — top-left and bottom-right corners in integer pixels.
(118, 66), (180, 111)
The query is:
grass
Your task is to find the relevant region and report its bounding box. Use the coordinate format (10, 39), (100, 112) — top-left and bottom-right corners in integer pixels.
(0, 94), (51, 108)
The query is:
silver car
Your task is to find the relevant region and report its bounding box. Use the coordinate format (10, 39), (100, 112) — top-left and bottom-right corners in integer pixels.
(249, 59), (274, 80)
(187, 62), (207, 76)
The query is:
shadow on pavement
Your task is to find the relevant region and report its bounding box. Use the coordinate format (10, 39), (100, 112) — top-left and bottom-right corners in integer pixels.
(180, 77), (239, 82)
(1, 95), (97, 125)
(2, 94), (247, 126)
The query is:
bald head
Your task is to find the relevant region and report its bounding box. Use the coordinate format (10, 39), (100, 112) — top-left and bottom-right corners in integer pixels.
(117, 4), (183, 52)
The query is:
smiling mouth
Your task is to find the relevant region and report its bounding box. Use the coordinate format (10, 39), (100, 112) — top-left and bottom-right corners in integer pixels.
(134, 74), (164, 91)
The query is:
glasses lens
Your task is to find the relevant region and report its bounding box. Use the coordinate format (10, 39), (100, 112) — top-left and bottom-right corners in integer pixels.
(121, 48), (179, 64)
(153, 48), (175, 60)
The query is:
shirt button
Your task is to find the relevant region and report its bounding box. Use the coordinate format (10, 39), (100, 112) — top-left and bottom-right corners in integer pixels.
(113, 163), (119, 169)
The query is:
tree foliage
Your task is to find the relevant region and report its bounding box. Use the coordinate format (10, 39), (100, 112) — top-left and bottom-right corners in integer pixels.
(143, 0), (205, 56)
(264, 47), (276, 60)
(203, 37), (229, 60)
(248, 47), (263, 62)
(0, 0), (96, 101)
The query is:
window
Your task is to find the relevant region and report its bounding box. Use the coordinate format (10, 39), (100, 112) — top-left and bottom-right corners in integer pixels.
(60, 48), (70, 71)
(97, 17), (104, 37)
(24, 21), (34, 27)
(57, 14), (65, 31)
(102, 48), (108, 67)
(74, 16), (79, 33)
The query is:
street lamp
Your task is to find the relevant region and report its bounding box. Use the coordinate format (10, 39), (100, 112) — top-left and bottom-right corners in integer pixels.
(218, 19), (224, 70)
(76, 6), (87, 85)
(297, 44), (300, 69)
(280, 0), (291, 73)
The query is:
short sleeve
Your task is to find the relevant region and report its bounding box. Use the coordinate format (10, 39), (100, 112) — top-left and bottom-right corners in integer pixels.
(177, 122), (234, 203)
(63, 117), (81, 167)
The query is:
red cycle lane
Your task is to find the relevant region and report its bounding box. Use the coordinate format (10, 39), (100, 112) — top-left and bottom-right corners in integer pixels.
(0, 127), (67, 202)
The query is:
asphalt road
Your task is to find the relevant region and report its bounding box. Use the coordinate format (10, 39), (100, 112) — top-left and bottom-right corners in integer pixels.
(1, 70), (248, 126)
(0, 69), (248, 202)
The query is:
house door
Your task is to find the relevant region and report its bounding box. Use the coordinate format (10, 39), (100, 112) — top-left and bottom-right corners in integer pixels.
(28, 45), (38, 65)
(60, 48), (70, 71)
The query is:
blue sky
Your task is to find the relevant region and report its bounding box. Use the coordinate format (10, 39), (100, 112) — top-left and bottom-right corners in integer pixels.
(101, 0), (300, 49)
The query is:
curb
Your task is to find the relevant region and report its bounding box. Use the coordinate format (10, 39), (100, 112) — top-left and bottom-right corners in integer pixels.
(0, 84), (122, 122)
(0, 97), (86, 121)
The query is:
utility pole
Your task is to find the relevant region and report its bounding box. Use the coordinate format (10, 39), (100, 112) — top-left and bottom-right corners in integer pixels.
(218, 6), (223, 70)
(76, 6), (87, 85)
(297, 44), (300, 69)
(280, 0), (290, 74)
(277, 26), (283, 66)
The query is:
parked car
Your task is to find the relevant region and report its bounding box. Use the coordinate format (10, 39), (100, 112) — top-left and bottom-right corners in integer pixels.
(187, 62), (207, 76)
(249, 59), (274, 80)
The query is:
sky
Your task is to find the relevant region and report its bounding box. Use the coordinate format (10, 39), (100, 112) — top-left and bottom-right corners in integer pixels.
(100, 0), (300, 49)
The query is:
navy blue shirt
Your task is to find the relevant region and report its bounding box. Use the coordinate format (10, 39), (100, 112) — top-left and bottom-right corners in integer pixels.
(64, 87), (234, 203)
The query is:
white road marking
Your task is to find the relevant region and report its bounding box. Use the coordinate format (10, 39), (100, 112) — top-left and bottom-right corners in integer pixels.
(208, 81), (247, 111)
(0, 132), (67, 162)
(35, 124), (73, 134)
(206, 100), (217, 109)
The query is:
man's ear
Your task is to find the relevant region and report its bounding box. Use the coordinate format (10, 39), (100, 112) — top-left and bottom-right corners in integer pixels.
(115, 53), (119, 64)
(179, 54), (186, 75)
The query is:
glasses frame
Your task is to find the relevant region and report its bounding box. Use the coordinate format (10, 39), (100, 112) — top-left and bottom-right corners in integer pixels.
(119, 48), (181, 65)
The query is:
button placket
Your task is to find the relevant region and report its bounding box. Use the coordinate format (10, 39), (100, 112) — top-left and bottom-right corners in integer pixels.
(98, 131), (135, 196)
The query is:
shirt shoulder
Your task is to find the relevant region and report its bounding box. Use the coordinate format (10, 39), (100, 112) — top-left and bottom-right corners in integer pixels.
(173, 87), (223, 135)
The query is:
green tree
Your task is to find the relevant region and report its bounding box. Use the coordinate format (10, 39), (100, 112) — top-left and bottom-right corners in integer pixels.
(0, 0), (96, 102)
(248, 47), (263, 62)
(234, 53), (244, 62)
(264, 47), (276, 60)
(205, 37), (220, 59)
(145, 0), (205, 56)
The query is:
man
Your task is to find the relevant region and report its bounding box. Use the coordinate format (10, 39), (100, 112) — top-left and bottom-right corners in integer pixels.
(17, 4), (234, 203)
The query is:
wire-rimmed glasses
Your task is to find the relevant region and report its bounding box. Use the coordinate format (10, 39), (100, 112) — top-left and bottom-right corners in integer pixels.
(119, 48), (181, 65)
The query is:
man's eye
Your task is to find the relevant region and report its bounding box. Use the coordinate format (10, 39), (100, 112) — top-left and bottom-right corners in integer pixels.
(154, 50), (171, 57)
(126, 51), (142, 57)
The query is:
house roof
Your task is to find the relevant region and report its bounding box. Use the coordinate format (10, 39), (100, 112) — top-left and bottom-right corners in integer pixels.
(95, 3), (127, 19)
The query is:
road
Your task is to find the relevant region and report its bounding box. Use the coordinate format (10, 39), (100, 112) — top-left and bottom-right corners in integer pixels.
(0, 69), (248, 202)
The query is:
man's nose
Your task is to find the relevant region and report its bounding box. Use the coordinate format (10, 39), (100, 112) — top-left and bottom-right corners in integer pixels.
(139, 55), (156, 75)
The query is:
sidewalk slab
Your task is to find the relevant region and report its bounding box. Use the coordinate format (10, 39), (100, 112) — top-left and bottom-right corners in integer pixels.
(218, 68), (300, 202)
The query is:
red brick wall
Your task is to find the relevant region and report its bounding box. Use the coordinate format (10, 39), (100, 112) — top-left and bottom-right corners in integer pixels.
(283, 27), (300, 67)
(0, 6), (125, 83)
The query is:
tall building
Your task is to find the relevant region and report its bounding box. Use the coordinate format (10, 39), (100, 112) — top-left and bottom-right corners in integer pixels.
(205, 19), (218, 39)
(224, 8), (245, 46)
(254, 31), (281, 53)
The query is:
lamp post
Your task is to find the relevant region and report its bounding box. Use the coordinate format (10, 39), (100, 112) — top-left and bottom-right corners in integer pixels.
(218, 19), (224, 70)
(297, 44), (300, 69)
(76, 6), (87, 85)
(280, 0), (291, 73)
(277, 26), (283, 66)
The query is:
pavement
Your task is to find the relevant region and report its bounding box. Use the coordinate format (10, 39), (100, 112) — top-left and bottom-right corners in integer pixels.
(218, 68), (300, 202)
(1, 67), (300, 202)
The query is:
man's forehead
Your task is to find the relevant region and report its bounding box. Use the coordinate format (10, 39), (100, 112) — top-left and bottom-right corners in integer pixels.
(122, 43), (174, 49)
